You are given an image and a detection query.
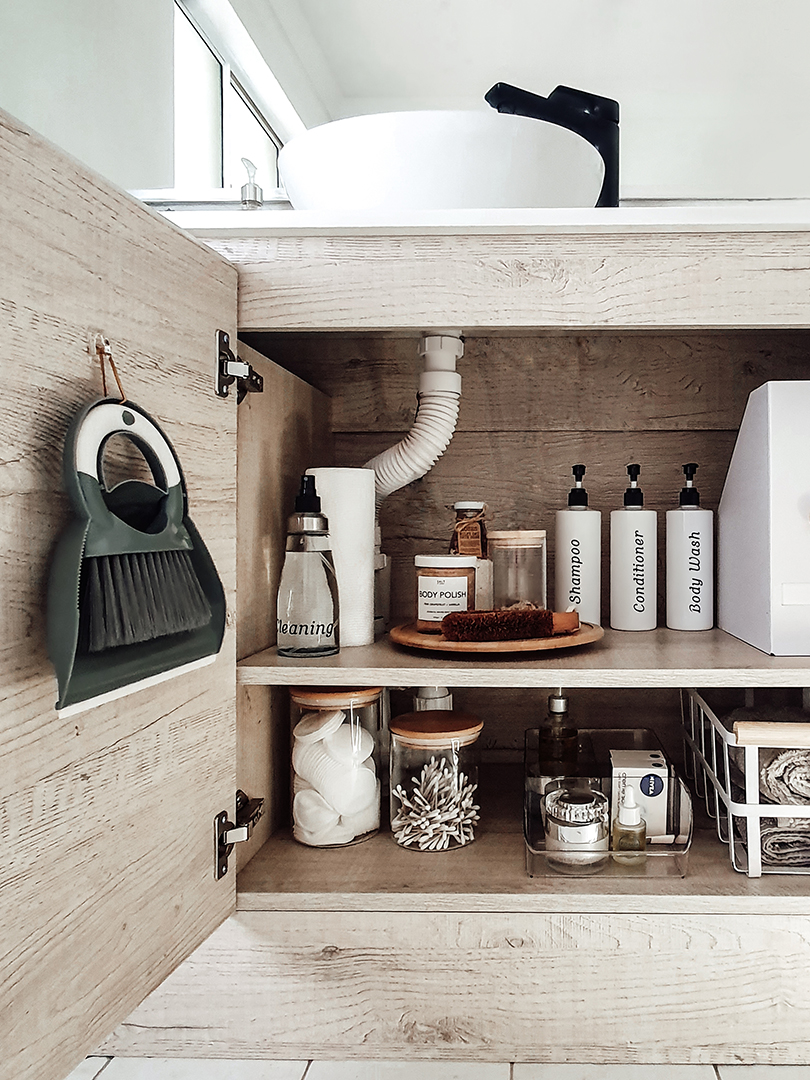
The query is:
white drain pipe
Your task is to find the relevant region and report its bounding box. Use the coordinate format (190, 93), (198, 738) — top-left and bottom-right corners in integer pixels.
(365, 334), (463, 636)
(364, 334), (463, 507)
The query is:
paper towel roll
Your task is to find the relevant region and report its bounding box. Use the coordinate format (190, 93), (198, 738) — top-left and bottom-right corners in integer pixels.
(306, 467), (375, 646)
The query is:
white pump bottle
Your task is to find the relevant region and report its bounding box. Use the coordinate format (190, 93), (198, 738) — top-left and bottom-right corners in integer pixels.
(610, 464), (657, 631)
(666, 463), (714, 630)
(555, 464), (602, 625)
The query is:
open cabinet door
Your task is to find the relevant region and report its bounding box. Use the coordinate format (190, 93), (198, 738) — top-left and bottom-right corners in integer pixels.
(0, 111), (239, 1080)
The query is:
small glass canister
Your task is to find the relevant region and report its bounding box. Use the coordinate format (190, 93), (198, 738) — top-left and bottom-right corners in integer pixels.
(488, 529), (547, 610)
(290, 686), (382, 847)
(389, 711), (483, 851)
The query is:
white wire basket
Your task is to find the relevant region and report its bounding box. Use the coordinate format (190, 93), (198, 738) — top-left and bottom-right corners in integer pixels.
(681, 689), (810, 877)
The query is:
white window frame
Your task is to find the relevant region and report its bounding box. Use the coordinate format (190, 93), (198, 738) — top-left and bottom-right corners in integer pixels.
(132, 0), (305, 207)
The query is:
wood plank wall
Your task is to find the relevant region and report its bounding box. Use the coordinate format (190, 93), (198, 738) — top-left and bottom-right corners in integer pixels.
(243, 329), (810, 615)
(241, 329), (810, 751)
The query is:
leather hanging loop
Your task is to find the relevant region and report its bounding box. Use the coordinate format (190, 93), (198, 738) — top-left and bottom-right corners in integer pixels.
(93, 334), (127, 403)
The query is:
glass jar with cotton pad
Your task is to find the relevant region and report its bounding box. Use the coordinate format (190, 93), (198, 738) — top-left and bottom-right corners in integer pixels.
(290, 686), (382, 847)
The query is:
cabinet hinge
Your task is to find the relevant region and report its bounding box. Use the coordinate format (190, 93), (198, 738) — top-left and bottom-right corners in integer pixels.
(214, 789), (264, 880)
(215, 330), (263, 403)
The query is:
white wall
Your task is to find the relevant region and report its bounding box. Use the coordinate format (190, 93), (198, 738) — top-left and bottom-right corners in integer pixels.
(2, 0), (808, 201)
(252, 0), (810, 201)
(0, 0), (173, 190)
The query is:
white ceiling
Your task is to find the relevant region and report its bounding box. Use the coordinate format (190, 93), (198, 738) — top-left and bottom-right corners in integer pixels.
(231, 0), (810, 200)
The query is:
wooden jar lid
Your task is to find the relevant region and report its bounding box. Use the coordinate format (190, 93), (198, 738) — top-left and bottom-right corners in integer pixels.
(389, 710), (483, 748)
(290, 686), (383, 707)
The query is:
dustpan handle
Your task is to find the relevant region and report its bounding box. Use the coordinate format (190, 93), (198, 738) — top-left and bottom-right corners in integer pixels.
(73, 401), (182, 489)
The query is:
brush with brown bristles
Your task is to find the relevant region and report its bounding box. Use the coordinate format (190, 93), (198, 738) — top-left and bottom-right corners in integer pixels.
(441, 607), (580, 643)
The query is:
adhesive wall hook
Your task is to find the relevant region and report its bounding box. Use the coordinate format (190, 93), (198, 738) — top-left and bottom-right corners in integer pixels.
(91, 333), (126, 402)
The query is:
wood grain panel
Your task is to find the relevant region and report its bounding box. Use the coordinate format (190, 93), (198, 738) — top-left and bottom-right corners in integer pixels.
(242, 331), (810, 433)
(0, 110), (238, 1080)
(235, 344), (332, 864)
(103, 908), (810, 1063)
(238, 629), (810, 689)
(331, 429), (736, 622)
(210, 233), (810, 331)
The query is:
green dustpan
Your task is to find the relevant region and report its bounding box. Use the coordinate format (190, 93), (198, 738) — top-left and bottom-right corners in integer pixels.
(47, 398), (226, 712)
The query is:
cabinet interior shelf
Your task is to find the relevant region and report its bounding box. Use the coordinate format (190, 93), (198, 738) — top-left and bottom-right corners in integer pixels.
(238, 764), (810, 914)
(238, 628), (810, 688)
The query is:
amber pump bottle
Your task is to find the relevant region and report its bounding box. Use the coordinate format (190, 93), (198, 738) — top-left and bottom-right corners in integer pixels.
(536, 689), (579, 777)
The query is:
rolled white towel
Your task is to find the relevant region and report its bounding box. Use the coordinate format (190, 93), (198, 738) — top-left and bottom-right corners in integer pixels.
(761, 748), (810, 804)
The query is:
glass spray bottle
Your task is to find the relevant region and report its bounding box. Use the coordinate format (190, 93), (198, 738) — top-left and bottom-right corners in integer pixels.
(276, 475), (340, 657)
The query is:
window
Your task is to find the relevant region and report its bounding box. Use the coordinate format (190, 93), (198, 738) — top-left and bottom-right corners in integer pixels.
(174, 3), (223, 189)
(167, 0), (302, 200)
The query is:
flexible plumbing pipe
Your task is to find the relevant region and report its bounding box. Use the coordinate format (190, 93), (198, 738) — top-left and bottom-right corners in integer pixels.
(364, 335), (463, 508)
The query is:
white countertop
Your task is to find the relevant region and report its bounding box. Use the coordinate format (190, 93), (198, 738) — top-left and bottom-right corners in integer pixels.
(154, 200), (810, 239)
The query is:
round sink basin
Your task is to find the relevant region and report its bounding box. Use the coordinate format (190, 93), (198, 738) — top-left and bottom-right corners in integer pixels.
(278, 110), (605, 212)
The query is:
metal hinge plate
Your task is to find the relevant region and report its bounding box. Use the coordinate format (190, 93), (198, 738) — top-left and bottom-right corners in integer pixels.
(215, 329), (263, 402)
(214, 789), (264, 880)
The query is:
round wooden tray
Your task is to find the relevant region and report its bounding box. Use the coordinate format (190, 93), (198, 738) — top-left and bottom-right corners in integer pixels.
(389, 621), (604, 654)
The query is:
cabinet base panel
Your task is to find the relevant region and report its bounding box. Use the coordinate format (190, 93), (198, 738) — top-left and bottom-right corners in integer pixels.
(101, 910), (810, 1064)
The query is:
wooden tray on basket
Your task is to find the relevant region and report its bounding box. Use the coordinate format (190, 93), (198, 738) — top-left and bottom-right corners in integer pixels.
(389, 621), (604, 654)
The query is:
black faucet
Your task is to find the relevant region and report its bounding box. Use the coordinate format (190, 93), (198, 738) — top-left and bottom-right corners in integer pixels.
(484, 82), (619, 207)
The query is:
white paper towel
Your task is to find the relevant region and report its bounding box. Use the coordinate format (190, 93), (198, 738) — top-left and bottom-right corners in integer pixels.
(306, 467), (376, 646)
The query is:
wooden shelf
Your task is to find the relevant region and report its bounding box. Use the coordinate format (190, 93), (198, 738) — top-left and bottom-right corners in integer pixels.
(237, 765), (810, 915)
(238, 627), (810, 689)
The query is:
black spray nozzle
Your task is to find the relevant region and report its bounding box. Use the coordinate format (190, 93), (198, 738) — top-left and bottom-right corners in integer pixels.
(484, 82), (620, 207)
(568, 463), (588, 506)
(294, 474), (321, 513)
(679, 462), (701, 506)
(623, 463), (643, 506)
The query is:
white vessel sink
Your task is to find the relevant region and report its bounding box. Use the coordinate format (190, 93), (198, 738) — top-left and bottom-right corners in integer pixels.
(278, 110), (605, 212)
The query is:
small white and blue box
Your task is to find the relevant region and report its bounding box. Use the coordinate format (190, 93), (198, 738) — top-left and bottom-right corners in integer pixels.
(610, 748), (670, 841)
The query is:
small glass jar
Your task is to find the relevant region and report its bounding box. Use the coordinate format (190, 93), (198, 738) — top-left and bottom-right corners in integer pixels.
(290, 686), (382, 847)
(414, 554), (477, 632)
(449, 501), (487, 557)
(389, 711), (483, 851)
(488, 530), (547, 610)
(543, 778), (609, 875)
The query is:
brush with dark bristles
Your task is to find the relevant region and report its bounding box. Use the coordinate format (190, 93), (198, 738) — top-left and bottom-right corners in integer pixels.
(80, 549), (212, 652)
(48, 397), (227, 711)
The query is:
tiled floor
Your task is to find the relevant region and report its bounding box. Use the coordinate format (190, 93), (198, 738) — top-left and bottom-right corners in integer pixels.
(63, 1061), (810, 1080)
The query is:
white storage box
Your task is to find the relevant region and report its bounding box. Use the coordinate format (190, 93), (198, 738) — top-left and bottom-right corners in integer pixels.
(610, 749), (670, 841)
(681, 689), (810, 876)
(717, 380), (810, 655)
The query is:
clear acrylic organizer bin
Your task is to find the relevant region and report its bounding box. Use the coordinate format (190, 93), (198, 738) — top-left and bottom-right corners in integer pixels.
(681, 689), (810, 877)
(524, 727), (693, 878)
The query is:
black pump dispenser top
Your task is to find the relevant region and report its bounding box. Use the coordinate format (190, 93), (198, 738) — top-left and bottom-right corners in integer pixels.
(679, 462), (701, 506)
(294, 474), (321, 513)
(623, 463), (644, 506)
(567, 463), (589, 507)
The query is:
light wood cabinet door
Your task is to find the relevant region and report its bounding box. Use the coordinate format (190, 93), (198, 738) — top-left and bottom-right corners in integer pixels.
(0, 110), (239, 1080)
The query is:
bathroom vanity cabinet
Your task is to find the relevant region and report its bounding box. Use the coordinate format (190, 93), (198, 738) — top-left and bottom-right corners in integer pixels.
(6, 109), (810, 1080)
